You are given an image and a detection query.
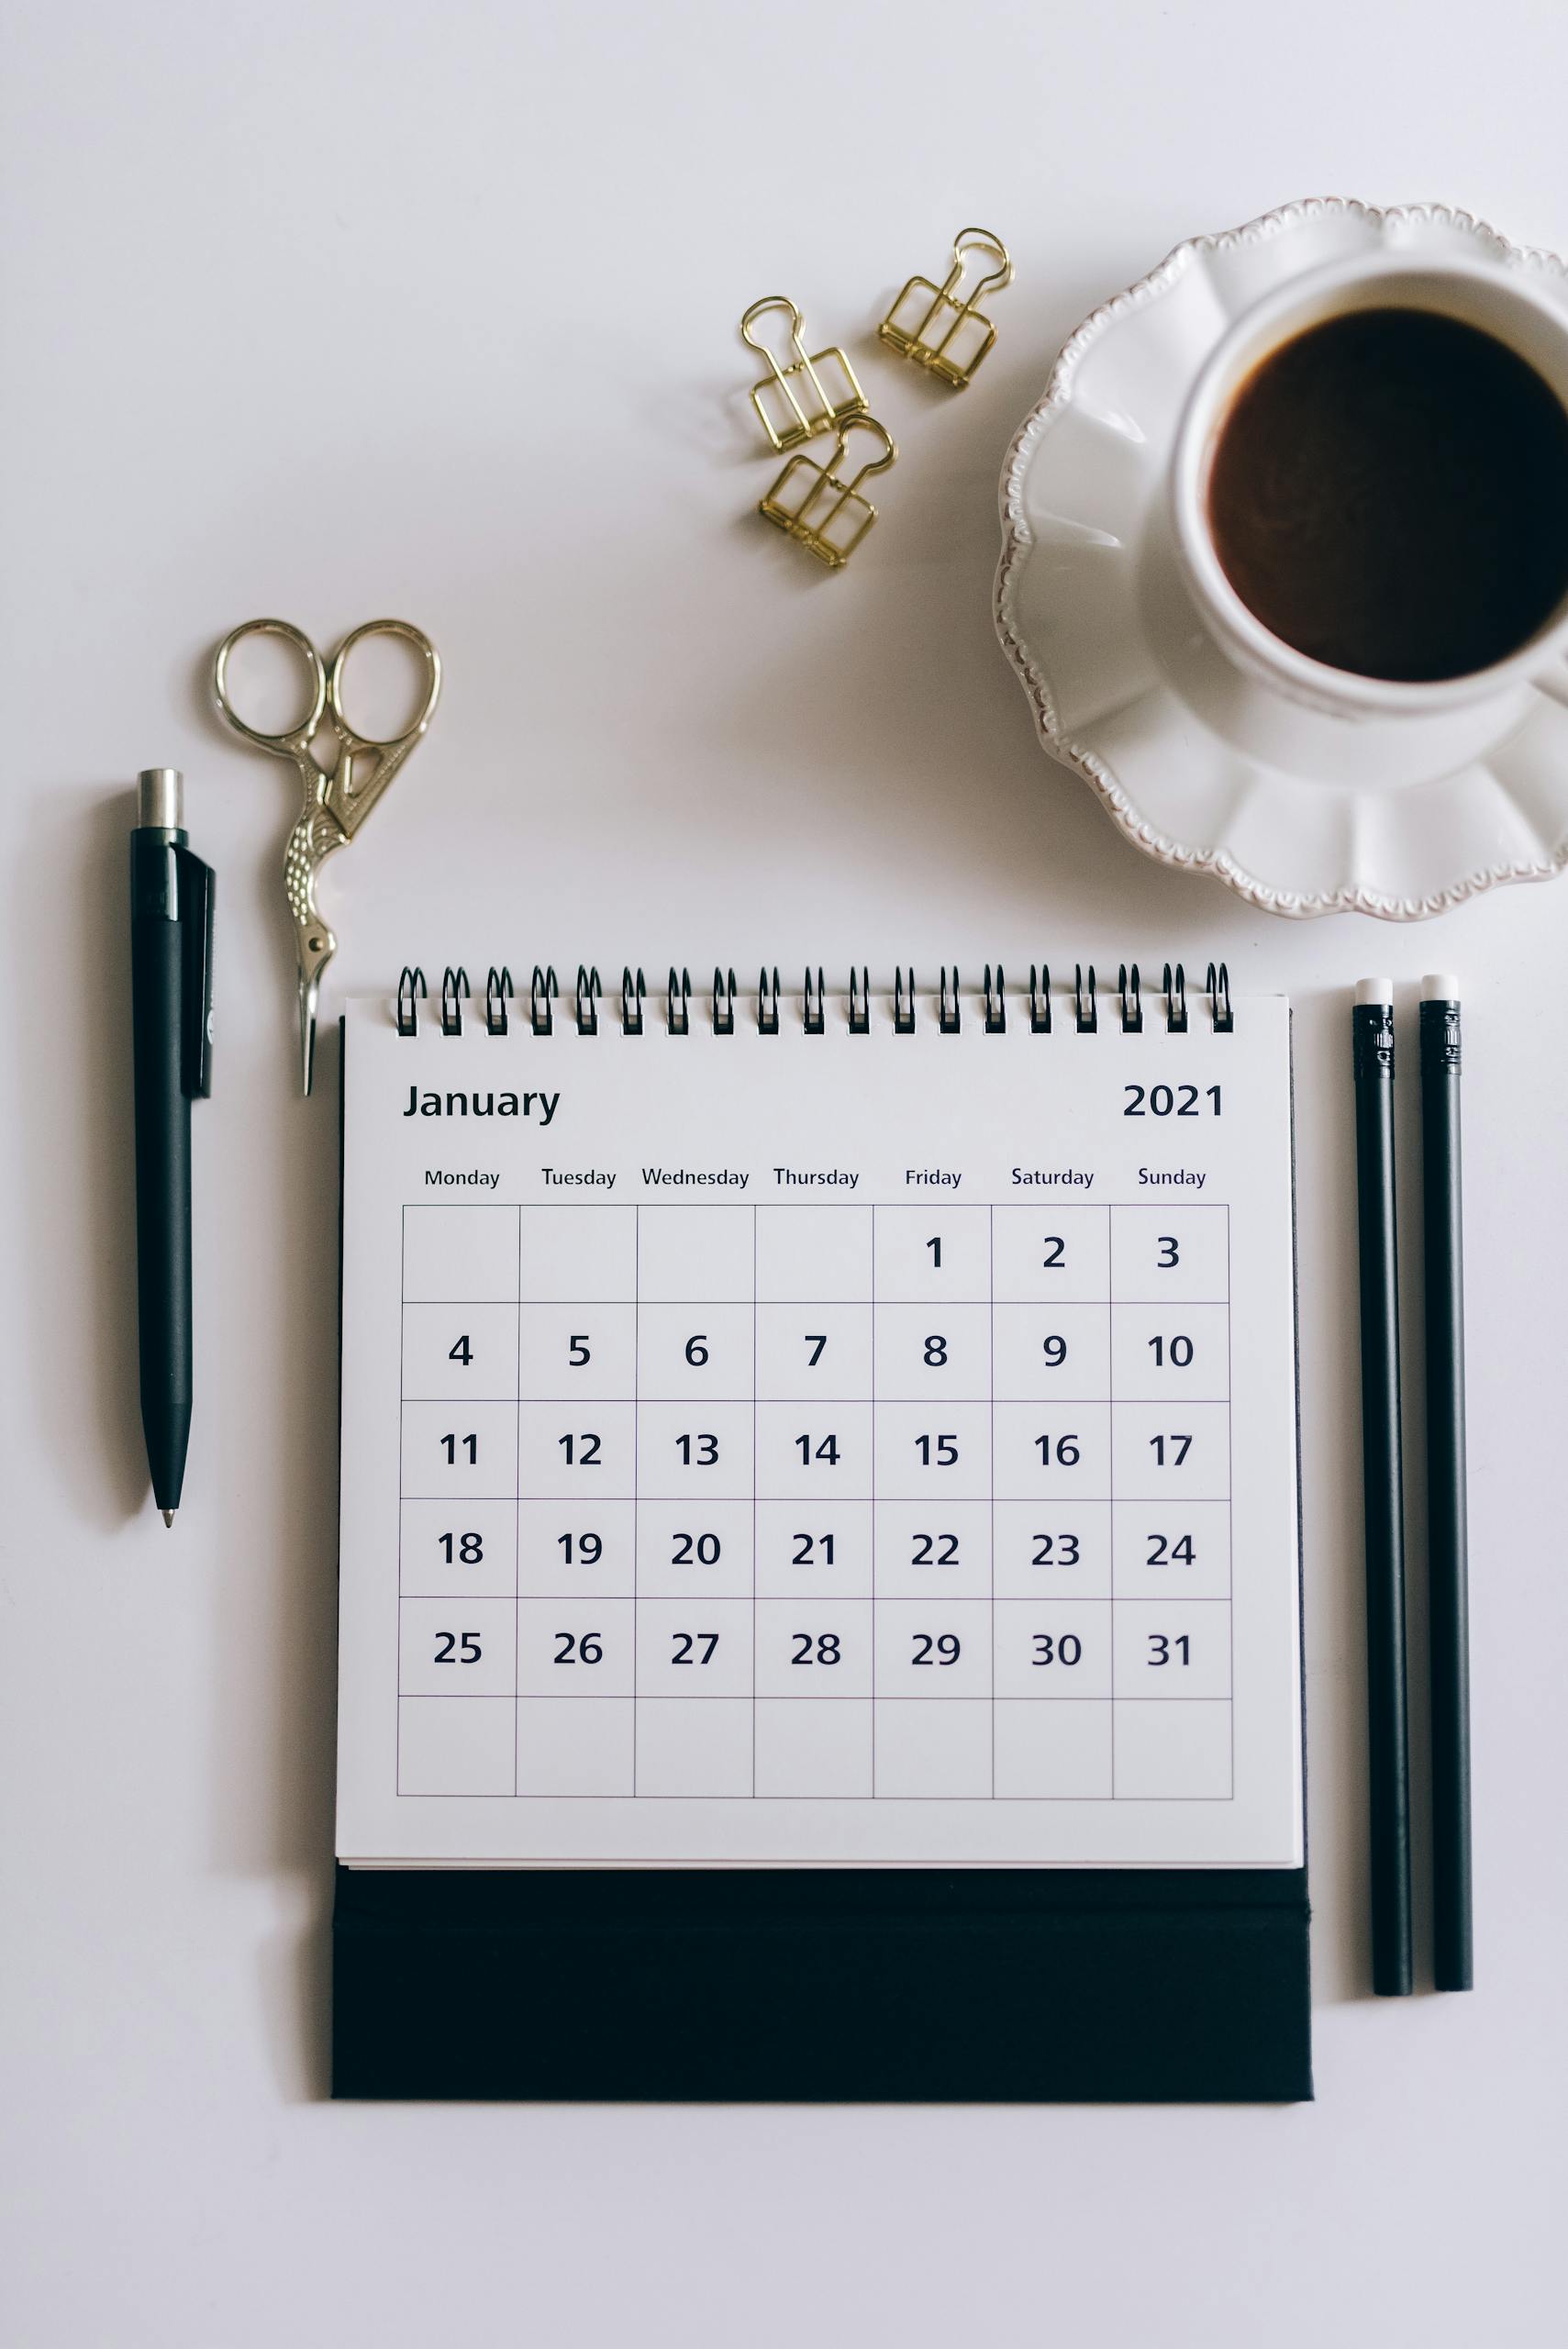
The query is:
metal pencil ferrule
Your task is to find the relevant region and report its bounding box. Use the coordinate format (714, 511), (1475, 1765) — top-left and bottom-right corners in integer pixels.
(1419, 998), (1462, 1073)
(1353, 1000), (1396, 1079)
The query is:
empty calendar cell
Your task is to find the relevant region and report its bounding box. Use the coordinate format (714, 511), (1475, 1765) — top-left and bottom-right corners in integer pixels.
(397, 1697), (515, 1796)
(403, 1203), (519, 1304)
(873, 1302), (990, 1401)
(874, 1599), (993, 1698)
(517, 1598), (635, 1698)
(754, 1698), (873, 1798)
(402, 1301), (519, 1400)
(1113, 1700), (1233, 1798)
(1109, 1402), (1229, 1500)
(638, 1399), (754, 1499)
(635, 1598), (755, 1698)
(755, 1503), (873, 1596)
(756, 1302), (872, 1400)
(873, 1205), (991, 1301)
(1110, 1204), (1229, 1301)
(755, 1205), (873, 1301)
(635, 1698), (754, 1797)
(517, 1499), (635, 1596)
(1110, 1303), (1229, 1402)
(872, 1500), (991, 1599)
(754, 1599), (873, 1698)
(634, 1500), (754, 1597)
(991, 1302), (1110, 1401)
(992, 1501), (1112, 1597)
(1113, 1600), (1232, 1699)
(401, 1399), (517, 1498)
(637, 1301), (754, 1399)
(873, 1401), (993, 1501)
(1112, 1501), (1230, 1599)
(635, 1204), (753, 1302)
(990, 1204), (1110, 1302)
(756, 1402), (872, 1498)
(518, 1302), (637, 1400)
(993, 1401), (1110, 1498)
(401, 1497), (517, 1597)
(516, 1698), (635, 1797)
(992, 1600), (1112, 1699)
(518, 1399), (636, 1495)
(399, 1597), (517, 1697)
(873, 1701), (992, 1798)
(518, 1203), (636, 1302)
(994, 1701), (1113, 1799)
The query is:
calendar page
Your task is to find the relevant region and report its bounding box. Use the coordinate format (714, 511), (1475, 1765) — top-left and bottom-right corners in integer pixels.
(336, 984), (1302, 1867)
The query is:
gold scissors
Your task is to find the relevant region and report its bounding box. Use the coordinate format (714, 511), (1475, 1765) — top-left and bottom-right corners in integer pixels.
(213, 618), (441, 1093)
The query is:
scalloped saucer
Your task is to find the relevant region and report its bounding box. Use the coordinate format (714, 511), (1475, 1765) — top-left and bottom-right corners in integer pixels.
(995, 197), (1568, 918)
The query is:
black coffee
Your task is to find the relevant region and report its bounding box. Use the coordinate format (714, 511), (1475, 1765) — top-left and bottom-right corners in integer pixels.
(1207, 307), (1568, 682)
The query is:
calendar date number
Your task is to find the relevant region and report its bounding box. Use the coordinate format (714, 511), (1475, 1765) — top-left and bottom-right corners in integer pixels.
(433, 1631), (483, 1664)
(554, 1631), (603, 1664)
(912, 1632), (961, 1665)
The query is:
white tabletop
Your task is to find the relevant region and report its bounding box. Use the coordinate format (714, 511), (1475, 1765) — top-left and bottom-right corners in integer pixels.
(3, 2), (1564, 2342)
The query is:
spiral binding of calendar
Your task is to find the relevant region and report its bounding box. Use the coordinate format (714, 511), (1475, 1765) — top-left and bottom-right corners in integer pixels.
(395, 961), (1235, 1039)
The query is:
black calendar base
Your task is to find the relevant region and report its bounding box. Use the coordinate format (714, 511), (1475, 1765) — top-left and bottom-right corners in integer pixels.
(331, 1863), (1311, 2102)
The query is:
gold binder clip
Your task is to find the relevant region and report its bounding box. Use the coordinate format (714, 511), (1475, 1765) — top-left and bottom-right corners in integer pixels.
(879, 227), (1014, 388)
(759, 416), (896, 569)
(741, 295), (867, 453)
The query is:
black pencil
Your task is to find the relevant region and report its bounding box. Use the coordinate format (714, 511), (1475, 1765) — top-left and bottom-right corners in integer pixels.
(1420, 976), (1473, 1991)
(1352, 979), (1413, 1996)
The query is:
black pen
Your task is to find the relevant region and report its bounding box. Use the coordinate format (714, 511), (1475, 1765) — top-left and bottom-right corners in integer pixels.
(129, 770), (214, 1525)
(1420, 975), (1472, 1990)
(1352, 978), (1413, 1996)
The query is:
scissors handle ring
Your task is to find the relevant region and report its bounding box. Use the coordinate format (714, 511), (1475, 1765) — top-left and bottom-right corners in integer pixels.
(328, 619), (443, 751)
(212, 618), (328, 755)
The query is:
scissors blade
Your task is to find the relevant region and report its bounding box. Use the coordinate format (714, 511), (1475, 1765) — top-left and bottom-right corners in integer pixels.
(284, 803), (343, 1097)
(298, 971), (320, 1097)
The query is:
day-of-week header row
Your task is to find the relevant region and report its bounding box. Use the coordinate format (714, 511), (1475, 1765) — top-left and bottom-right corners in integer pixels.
(419, 1163), (1210, 1195)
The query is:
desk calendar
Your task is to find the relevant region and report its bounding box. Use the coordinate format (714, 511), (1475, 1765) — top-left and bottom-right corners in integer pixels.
(336, 970), (1302, 1873)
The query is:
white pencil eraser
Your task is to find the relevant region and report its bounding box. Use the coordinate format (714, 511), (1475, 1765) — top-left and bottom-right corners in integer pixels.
(1421, 973), (1461, 1001)
(1354, 976), (1394, 1006)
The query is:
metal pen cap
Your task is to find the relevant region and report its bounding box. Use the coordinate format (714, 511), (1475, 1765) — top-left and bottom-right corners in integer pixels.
(138, 767), (183, 829)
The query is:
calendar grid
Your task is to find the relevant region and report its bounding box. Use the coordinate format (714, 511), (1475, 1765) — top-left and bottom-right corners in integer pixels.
(394, 1200), (1238, 1806)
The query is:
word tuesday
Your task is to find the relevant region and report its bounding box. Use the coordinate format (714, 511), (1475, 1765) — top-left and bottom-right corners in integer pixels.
(403, 1086), (559, 1124)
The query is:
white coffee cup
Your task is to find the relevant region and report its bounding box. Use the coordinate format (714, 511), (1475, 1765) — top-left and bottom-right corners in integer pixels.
(1169, 253), (1568, 720)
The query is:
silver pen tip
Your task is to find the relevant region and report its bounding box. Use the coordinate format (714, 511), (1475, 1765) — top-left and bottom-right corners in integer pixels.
(161, 1509), (176, 1529)
(138, 768), (183, 828)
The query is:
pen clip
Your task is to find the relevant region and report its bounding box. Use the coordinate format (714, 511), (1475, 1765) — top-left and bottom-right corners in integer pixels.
(178, 848), (215, 1098)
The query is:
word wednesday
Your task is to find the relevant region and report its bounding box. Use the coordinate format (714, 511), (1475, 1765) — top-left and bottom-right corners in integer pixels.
(403, 1086), (559, 1125)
